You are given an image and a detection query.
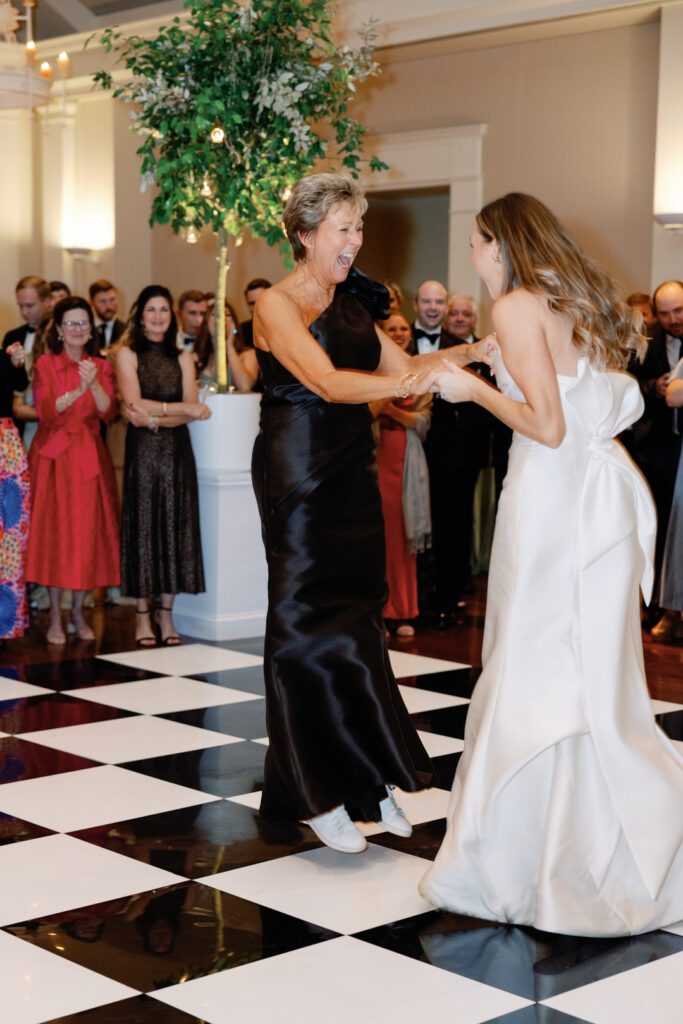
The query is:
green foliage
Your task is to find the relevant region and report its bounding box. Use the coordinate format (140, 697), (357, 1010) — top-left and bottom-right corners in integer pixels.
(91, 0), (388, 249)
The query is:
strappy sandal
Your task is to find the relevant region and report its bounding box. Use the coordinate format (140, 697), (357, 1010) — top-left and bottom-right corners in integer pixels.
(135, 609), (157, 648)
(155, 604), (181, 647)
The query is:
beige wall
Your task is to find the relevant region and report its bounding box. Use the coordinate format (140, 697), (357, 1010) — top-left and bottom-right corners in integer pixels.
(354, 21), (659, 303)
(0, 19), (661, 334)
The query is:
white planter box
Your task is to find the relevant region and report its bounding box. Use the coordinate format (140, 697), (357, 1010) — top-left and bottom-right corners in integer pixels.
(174, 393), (268, 640)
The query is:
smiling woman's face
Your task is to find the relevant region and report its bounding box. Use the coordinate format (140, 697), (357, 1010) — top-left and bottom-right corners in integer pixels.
(301, 200), (364, 285)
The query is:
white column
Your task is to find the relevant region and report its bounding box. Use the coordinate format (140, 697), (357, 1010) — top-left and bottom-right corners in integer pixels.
(651, 2), (683, 288)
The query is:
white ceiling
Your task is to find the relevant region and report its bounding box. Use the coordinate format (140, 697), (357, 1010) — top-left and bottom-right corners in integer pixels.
(36, 0), (666, 45)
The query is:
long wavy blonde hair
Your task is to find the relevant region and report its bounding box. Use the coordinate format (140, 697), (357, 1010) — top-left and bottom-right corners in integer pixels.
(476, 193), (647, 369)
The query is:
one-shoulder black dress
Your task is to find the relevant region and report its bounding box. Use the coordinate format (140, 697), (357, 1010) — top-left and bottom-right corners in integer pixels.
(252, 269), (432, 823)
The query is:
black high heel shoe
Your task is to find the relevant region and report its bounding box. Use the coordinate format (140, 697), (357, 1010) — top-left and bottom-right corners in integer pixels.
(135, 609), (157, 648)
(155, 604), (181, 646)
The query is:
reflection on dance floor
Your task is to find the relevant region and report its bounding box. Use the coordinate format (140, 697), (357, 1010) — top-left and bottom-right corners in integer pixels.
(0, 642), (680, 1023)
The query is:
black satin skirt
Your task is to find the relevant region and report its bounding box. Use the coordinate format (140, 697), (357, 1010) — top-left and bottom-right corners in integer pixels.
(252, 420), (433, 823)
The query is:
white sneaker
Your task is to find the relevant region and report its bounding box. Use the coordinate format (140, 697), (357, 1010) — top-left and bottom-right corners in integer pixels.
(306, 806), (367, 854)
(379, 787), (413, 837)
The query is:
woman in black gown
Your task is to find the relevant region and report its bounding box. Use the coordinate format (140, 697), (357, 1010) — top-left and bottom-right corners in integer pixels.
(252, 173), (494, 853)
(116, 285), (211, 647)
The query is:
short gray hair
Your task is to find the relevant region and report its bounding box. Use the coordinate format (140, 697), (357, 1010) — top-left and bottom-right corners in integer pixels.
(283, 172), (367, 263)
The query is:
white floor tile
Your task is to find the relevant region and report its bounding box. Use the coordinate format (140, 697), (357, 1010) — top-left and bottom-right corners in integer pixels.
(0, 833), (185, 927)
(389, 650), (470, 678)
(251, 736), (269, 746)
(0, 677), (53, 700)
(69, 676), (264, 714)
(663, 921), (683, 936)
(226, 791), (262, 810)
(97, 643), (262, 675)
(542, 949), (683, 1024)
(0, 764), (219, 832)
(152, 935), (531, 1024)
(0, 929), (136, 1024)
(198, 843), (432, 934)
(398, 684), (470, 715)
(417, 729), (465, 757)
(361, 786), (450, 837)
(18, 713), (240, 763)
(651, 698), (683, 715)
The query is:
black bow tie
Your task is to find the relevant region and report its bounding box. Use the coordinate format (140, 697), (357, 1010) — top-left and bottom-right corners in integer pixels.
(414, 328), (441, 343)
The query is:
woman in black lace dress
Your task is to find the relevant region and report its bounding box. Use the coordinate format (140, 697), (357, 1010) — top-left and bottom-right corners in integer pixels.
(116, 285), (210, 646)
(252, 173), (494, 853)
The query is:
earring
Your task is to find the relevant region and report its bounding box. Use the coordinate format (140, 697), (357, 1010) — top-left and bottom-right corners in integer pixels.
(493, 253), (502, 264)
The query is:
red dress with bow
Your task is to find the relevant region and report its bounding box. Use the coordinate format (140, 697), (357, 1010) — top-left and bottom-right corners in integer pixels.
(25, 352), (120, 588)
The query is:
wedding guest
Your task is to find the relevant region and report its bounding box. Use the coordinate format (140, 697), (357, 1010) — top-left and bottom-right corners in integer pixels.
(252, 172), (492, 853)
(116, 285), (210, 647)
(0, 341), (30, 643)
(194, 299), (258, 392)
(626, 292), (657, 336)
(654, 358), (683, 642)
(89, 279), (126, 351)
(176, 290), (208, 351)
(50, 281), (71, 306)
(25, 297), (120, 644)
(240, 278), (271, 348)
(384, 280), (404, 314)
(373, 312), (432, 639)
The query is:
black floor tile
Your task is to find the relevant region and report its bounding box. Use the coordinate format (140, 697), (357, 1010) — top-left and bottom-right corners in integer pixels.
(1, 658), (162, 692)
(73, 797), (321, 876)
(215, 636), (265, 657)
(356, 910), (683, 1002)
(0, 694), (136, 735)
(482, 1007), (593, 1024)
(122, 741), (266, 798)
(0, 810), (55, 845)
(186, 665), (265, 696)
(657, 708), (683, 740)
(7, 881), (339, 993)
(46, 996), (203, 1023)
(162, 701), (267, 740)
(410, 703), (470, 739)
(0, 735), (100, 783)
(429, 751), (461, 789)
(398, 667), (481, 698)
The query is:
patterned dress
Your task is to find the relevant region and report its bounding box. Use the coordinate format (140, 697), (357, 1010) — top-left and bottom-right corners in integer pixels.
(0, 354), (30, 638)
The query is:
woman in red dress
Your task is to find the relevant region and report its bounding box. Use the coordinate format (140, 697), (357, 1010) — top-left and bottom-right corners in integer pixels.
(25, 297), (120, 644)
(373, 312), (432, 638)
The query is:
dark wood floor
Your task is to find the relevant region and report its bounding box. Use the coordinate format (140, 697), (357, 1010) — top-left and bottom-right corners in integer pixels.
(2, 576), (681, 702)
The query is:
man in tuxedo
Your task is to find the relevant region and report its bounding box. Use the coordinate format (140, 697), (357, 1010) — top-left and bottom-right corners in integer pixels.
(176, 289), (207, 351)
(240, 277), (271, 348)
(412, 282), (487, 626)
(2, 275), (52, 355)
(89, 279), (126, 350)
(633, 279), (683, 635)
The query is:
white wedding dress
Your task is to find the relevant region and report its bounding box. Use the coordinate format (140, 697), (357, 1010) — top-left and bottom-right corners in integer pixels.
(420, 353), (683, 937)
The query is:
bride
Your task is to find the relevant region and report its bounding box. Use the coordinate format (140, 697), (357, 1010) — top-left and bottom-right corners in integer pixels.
(420, 193), (683, 937)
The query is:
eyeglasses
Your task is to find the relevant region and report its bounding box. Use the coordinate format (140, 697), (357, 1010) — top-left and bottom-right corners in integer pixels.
(62, 321), (90, 329)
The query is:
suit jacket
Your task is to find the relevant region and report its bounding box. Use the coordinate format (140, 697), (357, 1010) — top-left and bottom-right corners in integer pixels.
(632, 327), (681, 442)
(2, 324), (36, 350)
(411, 326), (492, 469)
(96, 319), (126, 351)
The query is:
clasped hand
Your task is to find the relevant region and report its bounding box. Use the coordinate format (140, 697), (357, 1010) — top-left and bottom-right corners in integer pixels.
(123, 400), (212, 427)
(77, 358), (98, 393)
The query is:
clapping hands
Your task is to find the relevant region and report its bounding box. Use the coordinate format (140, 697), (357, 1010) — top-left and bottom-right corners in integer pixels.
(7, 342), (25, 368)
(77, 358), (98, 394)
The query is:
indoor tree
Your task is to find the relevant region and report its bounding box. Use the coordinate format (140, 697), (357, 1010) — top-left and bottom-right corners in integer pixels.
(92, 0), (386, 390)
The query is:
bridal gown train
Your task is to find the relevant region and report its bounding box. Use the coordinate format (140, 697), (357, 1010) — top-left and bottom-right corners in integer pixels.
(420, 353), (683, 937)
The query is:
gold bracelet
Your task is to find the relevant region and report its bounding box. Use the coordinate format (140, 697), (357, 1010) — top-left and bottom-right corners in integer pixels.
(395, 371), (412, 399)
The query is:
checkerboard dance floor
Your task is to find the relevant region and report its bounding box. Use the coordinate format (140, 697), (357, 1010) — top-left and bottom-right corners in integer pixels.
(0, 640), (681, 1023)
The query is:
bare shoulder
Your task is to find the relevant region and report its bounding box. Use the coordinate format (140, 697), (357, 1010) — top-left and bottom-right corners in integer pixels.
(492, 288), (542, 326)
(256, 284), (300, 319)
(178, 349), (195, 371)
(116, 345), (136, 369)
